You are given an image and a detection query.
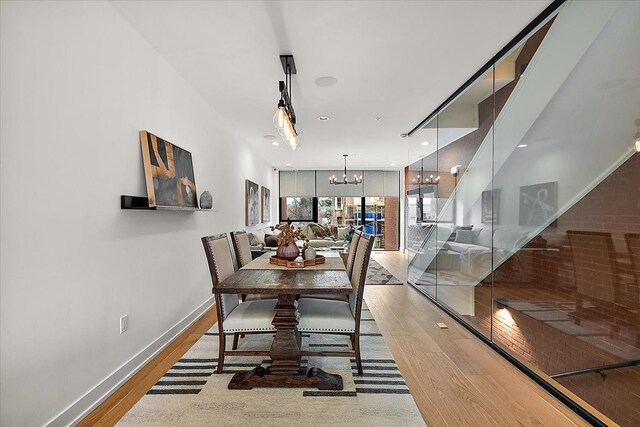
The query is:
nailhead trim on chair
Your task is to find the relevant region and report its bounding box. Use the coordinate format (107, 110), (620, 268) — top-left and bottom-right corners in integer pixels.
(223, 327), (276, 332)
(298, 328), (356, 332)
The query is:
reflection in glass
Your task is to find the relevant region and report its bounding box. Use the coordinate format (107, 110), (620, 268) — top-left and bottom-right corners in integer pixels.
(405, 2), (640, 424)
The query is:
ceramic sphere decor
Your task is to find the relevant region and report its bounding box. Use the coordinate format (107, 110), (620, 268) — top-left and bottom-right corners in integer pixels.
(276, 242), (300, 261)
(199, 191), (213, 209)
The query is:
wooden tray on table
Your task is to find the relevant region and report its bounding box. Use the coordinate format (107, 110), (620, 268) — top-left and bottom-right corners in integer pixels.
(269, 254), (326, 268)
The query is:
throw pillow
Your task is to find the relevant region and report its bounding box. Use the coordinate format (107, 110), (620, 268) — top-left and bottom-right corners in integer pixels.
(336, 226), (350, 240)
(264, 234), (279, 247)
(455, 230), (475, 244)
(309, 223), (329, 239)
(247, 232), (259, 246)
(475, 227), (493, 248)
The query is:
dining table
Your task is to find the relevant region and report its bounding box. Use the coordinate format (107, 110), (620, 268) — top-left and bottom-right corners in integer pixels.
(215, 252), (352, 390)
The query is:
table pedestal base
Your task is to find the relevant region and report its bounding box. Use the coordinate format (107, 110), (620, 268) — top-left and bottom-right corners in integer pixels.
(228, 366), (343, 390)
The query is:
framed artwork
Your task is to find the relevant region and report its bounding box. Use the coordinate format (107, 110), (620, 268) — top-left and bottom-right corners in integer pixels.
(481, 189), (500, 224)
(139, 130), (197, 208)
(245, 180), (260, 226)
(261, 186), (271, 223)
(519, 181), (558, 226)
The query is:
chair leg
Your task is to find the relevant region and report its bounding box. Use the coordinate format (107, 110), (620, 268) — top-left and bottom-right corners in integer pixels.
(217, 332), (225, 374)
(354, 332), (363, 375)
(232, 333), (240, 350)
(349, 333), (355, 348)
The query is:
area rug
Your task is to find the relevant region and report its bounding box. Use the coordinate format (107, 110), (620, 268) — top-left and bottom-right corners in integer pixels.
(366, 260), (403, 286)
(118, 307), (425, 426)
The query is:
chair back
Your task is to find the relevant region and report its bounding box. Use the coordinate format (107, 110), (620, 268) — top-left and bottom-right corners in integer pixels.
(567, 230), (617, 303)
(625, 233), (640, 286)
(231, 231), (253, 269)
(201, 234), (239, 320)
(345, 231), (362, 280)
(349, 231), (375, 320)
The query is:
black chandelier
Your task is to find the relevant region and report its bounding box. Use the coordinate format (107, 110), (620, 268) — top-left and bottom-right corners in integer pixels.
(273, 55), (299, 150)
(329, 155), (363, 185)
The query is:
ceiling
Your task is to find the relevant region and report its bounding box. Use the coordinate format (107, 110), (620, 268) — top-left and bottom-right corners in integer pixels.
(111, 0), (552, 170)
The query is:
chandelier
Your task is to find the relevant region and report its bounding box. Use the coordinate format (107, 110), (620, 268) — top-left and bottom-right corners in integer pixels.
(412, 173), (440, 185)
(273, 55), (299, 150)
(329, 155), (363, 185)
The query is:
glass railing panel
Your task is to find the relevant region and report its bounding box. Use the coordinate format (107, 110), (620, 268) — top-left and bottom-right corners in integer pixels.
(491, 1), (640, 424)
(406, 116), (439, 299)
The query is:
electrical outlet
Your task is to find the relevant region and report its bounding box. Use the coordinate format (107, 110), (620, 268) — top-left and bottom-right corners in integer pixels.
(120, 315), (129, 334)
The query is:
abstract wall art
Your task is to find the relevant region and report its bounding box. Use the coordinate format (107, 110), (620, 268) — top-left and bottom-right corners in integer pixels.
(261, 186), (271, 223)
(481, 188), (500, 224)
(139, 131), (198, 208)
(245, 179), (260, 226)
(519, 181), (558, 226)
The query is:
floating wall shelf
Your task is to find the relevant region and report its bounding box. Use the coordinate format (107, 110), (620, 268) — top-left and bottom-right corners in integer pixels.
(120, 195), (216, 212)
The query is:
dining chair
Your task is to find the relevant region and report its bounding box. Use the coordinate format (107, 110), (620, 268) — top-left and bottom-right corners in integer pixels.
(567, 230), (635, 340)
(624, 233), (640, 346)
(299, 231), (362, 303)
(625, 233), (640, 286)
(201, 233), (276, 374)
(345, 231), (362, 280)
(297, 230), (375, 375)
(230, 231), (276, 301)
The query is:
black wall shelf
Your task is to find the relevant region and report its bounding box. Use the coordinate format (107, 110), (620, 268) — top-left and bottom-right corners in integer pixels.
(120, 195), (216, 212)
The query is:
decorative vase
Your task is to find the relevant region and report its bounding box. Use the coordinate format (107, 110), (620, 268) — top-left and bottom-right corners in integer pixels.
(276, 242), (299, 261)
(199, 191), (213, 209)
(304, 247), (316, 260)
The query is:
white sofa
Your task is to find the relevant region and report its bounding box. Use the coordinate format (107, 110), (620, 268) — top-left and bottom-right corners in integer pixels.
(441, 226), (530, 278)
(247, 223), (349, 249)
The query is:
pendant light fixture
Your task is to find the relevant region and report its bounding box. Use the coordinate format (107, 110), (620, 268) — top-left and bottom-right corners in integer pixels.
(273, 55), (299, 150)
(329, 155), (363, 185)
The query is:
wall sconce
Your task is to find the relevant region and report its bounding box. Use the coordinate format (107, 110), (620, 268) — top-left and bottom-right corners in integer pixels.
(450, 165), (461, 176)
(496, 298), (509, 309)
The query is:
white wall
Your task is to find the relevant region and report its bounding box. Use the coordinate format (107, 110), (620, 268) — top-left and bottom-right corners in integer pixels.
(0, 2), (275, 426)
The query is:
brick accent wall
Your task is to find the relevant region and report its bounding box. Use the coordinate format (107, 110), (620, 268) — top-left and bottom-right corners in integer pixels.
(384, 197), (399, 250)
(486, 153), (640, 426)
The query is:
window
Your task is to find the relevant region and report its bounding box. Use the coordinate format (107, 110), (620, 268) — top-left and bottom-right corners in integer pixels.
(280, 197), (314, 221)
(317, 197), (335, 226)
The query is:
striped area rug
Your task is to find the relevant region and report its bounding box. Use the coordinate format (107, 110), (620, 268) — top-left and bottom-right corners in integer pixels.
(119, 307), (425, 426)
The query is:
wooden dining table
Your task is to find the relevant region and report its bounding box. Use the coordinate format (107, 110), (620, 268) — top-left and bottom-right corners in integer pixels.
(215, 252), (352, 390)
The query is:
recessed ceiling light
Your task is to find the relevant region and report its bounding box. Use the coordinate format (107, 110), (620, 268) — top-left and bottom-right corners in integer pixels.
(315, 76), (338, 87)
(517, 144), (528, 148)
(271, 141), (280, 146)
(285, 163), (291, 167)
(375, 116), (383, 122)
(390, 163), (396, 166)
(421, 141), (430, 146)
(318, 116), (330, 121)
(263, 134), (276, 140)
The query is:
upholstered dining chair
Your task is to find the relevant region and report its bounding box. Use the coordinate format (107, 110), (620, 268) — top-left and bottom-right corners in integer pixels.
(297, 231), (375, 375)
(624, 233), (640, 346)
(230, 231), (276, 301)
(345, 230), (362, 280)
(567, 230), (637, 340)
(625, 233), (640, 286)
(201, 234), (276, 373)
(299, 231), (362, 303)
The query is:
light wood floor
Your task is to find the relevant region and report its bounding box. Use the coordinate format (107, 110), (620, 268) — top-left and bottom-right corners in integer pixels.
(85, 251), (589, 426)
(368, 251), (588, 427)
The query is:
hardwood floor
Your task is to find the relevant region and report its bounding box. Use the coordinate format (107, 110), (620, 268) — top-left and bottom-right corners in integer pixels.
(79, 308), (216, 426)
(84, 251), (589, 426)
(367, 251), (588, 427)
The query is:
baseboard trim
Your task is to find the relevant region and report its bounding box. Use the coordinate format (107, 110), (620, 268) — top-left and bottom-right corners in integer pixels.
(46, 296), (214, 427)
